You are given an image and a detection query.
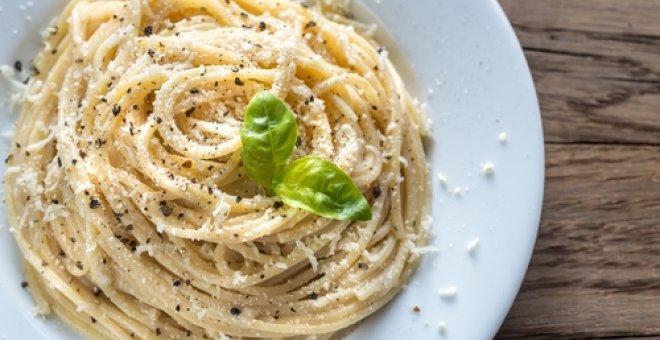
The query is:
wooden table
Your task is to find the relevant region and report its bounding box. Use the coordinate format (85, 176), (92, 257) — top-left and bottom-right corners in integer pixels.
(495, 1), (660, 338)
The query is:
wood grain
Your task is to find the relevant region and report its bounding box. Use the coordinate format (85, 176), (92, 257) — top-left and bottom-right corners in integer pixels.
(496, 1), (660, 338)
(497, 144), (660, 338)
(499, 0), (660, 144)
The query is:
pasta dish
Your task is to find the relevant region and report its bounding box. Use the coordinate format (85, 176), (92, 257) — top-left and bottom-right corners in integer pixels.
(4, 0), (430, 338)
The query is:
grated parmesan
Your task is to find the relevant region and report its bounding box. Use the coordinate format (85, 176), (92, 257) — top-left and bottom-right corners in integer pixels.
(467, 238), (480, 254)
(438, 286), (458, 299)
(438, 320), (447, 334)
(498, 132), (508, 144)
(296, 240), (319, 272)
(481, 162), (495, 176)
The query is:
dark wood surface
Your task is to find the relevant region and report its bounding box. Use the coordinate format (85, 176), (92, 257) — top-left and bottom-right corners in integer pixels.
(496, 1), (660, 338)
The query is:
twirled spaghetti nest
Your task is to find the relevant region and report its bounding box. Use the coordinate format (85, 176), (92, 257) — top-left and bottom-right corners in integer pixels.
(5, 0), (430, 338)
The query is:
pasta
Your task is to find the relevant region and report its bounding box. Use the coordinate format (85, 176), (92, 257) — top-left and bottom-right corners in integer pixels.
(4, 0), (430, 338)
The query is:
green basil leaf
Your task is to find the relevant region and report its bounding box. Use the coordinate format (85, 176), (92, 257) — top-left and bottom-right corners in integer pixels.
(240, 91), (298, 190)
(274, 156), (372, 221)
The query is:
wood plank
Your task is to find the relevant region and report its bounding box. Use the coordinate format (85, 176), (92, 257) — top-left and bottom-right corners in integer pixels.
(496, 144), (660, 338)
(499, 0), (660, 144)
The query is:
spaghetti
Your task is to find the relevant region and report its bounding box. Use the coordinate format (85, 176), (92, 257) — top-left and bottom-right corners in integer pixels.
(4, 0), (430, 338)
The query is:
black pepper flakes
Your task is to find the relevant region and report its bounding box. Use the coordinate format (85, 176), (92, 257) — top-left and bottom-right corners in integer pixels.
(156, 117), (163, 124)
(372, 186), (381, 198)
(234, 77), (244, 86)
(144, 25), (153, 37)
(91, 317), (96, 323)
(89, 198), (101, 209)
(159, 201), (172, 217)
(296, 136), (302, 147)
(309, 292), (318, 300)
(20, 281), (28, 288)
(412, 306), (421, 313)
(172, 279), (181, 287)
(112, 104), (121, 116)
(305, 21), (317, 29)
(94, 138), (105, 148)
(14, 60), (22, 72)
(230, 307), (241, 316)
(258, 21), (266, 31)
(57, 157), (62, 168)
(155, 328), (161, 336)
(75, 261), (84, 270)
(235, 196), (242, 203)
(189, 88), (199, 94)
(176, 304), (181, 312)
(273, 201), (283, 209)
(358, 262), (367, 269)
(185, 107), (195, 117)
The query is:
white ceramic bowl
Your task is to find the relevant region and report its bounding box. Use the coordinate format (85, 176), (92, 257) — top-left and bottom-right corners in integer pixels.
(0, 0), (544, 339)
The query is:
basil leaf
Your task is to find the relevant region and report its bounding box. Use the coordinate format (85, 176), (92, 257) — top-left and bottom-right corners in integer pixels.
(240, 91), (298, 190)
(274, 156), (372, 221)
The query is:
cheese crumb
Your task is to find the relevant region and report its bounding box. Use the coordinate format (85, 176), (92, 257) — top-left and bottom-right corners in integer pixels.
(438, 321), (447, 334)
(498, 132), (508, 143)
(481, 163), (495, 176)
(438, 286), (458, 299)
(467, 238), (480, 254)
(437, 173), (447, 187)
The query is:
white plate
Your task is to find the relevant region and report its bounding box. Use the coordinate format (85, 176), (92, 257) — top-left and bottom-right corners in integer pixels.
(0, 0), (544, 339)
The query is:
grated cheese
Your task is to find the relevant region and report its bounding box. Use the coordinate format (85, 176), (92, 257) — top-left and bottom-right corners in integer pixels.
(467, 238), (480, 254)
(438, 286), (458, 299)
(481, 162), (495, 176)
